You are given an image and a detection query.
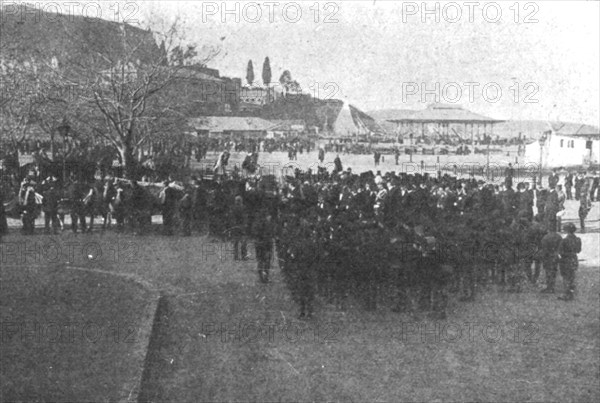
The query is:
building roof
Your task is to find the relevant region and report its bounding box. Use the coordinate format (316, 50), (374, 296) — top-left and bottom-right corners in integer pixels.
(387, 103), (502, 124)
(368, 109), (417, 122)
(189, 116), (277, 132)
(269, 119), (306, 131)
(175, 68), (224, 82)
(550, 122), (599, 137)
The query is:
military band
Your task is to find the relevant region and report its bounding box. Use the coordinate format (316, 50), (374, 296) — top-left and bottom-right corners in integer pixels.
(0, 164), (592, 318)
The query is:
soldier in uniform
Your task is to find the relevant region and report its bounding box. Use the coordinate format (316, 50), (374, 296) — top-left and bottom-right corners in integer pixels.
(68, 176), (88, 233)
(524, 215), (547, 284)
(505, 217), (528, 292)
(334, 155), (343, 173)
(130, 180), (149, 235)
(535, 186), (547, 221)
(188, 178), (207, 234)
(318, 147), (325, 164)
(230, 195), (248, 260)
(179, 185), (193, 236)
(160, 181), (178, 236)
(390, 229), (421, 314)
(544, 185), (559, 232)
(539, 226), (562, 293)
(42, 177), (60, 234)
(517, 182), (534, 221)
(505, 163), (515, 189)
(557, 223), (581, 301)
(253, 210), (275, 283)
(455, 220), (478, 301)
(548, 169), (559, 189)
(416, 233), (454, 319)
(564, 171), (573, 200)
(19, 179), (37, 235)
(574, 172), (585, 200)
(578, 178), (592, 233)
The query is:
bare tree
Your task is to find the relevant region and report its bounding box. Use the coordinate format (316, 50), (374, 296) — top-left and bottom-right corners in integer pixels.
(50, 19), (220, 178)
(0, 58), (38, 148)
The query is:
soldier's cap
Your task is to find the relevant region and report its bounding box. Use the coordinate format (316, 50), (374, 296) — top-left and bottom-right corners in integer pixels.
(563, 223), (577, 233)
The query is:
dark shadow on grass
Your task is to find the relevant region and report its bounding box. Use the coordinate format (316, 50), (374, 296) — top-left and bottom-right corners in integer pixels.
(138, 295), (172, 402)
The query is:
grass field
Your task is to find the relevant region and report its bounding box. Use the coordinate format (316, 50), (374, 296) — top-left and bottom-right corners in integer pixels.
(1, 194), (598, 401)
(0, 261), (158, 401)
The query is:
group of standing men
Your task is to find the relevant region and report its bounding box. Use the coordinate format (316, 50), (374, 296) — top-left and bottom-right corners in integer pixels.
(1, 162), (593, 316)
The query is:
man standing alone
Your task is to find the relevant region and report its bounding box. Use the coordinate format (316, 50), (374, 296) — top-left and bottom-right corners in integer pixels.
(557, 223), (581, 301)
(253, 210), (275, 283)
(539, 226), (562, 293)
(564, 171), (574, 200)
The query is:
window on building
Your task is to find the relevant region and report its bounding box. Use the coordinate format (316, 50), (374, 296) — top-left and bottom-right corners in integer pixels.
(560, 139), (564, 147)
(586, 140), (593, 150)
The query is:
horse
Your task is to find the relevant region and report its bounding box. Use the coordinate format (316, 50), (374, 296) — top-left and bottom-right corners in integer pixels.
(109, 185), (127, 230)
(82, 181), (115, 232)
(107, 180), (168, 234)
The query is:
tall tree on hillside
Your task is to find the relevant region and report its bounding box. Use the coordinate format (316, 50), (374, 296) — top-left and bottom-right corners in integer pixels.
(262, 57), (272, 86)
(246, 60), (255, 86)
(279, 70), (292, 85)
(278, 70), (301, 95)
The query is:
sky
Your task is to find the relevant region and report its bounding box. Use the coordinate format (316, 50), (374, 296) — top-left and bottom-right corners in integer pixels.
(9, 0), (600, 125)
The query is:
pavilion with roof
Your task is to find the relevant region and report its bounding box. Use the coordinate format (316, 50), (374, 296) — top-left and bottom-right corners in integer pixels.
(385, 103), (504, 146)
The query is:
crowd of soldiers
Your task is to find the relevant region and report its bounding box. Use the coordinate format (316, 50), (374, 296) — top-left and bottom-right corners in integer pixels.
(1, 162), (593, 319)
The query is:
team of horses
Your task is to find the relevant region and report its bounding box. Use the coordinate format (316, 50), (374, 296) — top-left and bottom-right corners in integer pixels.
(3, 179), (173, 232)
(2, 175), (273, 235)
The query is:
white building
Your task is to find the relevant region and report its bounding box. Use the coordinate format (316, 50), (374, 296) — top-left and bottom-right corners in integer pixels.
(525, 122), (600, 168)
(239, 86), (277, 106)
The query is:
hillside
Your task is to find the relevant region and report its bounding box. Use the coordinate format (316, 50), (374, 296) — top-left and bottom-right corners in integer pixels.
(260, 95), (344, 131)
(0, 6), (161, 73)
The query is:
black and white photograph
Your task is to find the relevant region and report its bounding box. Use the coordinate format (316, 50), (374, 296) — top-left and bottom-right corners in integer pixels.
(0, 1), (599, 401)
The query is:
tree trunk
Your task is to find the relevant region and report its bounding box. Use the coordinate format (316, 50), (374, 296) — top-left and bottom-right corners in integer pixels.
(120, 142), (136, 179)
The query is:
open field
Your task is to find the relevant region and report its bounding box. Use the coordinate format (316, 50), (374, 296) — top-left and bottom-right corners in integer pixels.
(194, 147), (552, 185)
(1, 195), (599, 401)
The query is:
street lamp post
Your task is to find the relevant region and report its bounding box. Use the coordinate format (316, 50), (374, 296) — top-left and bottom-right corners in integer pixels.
(538, 131), (548, 185)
